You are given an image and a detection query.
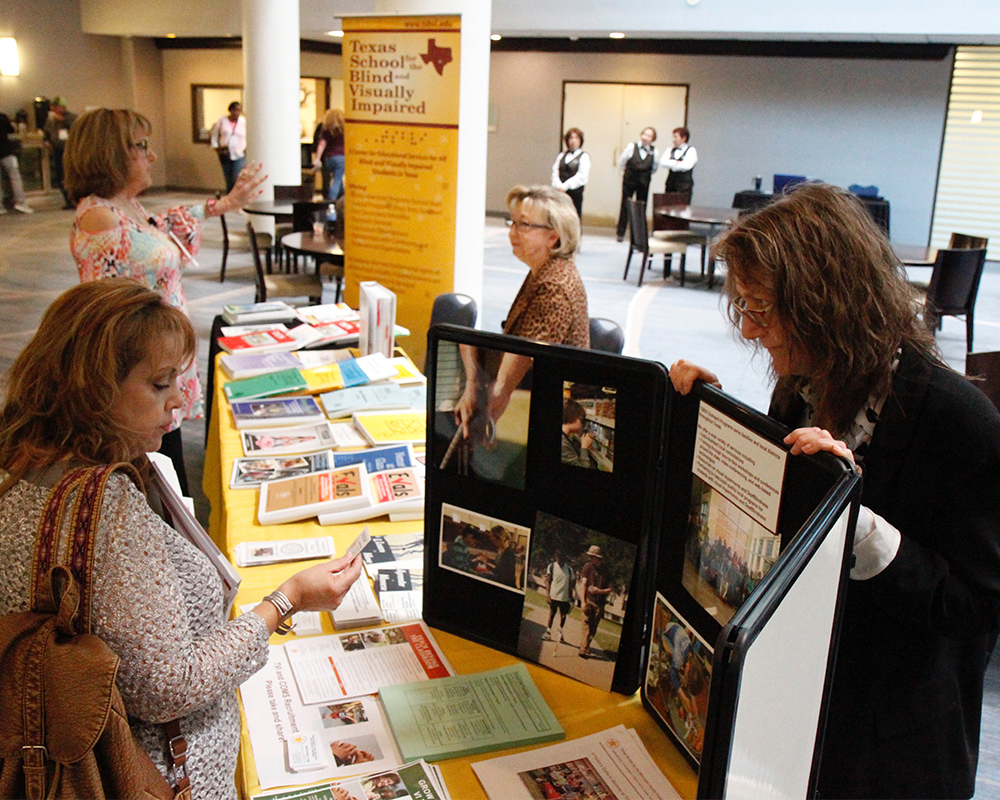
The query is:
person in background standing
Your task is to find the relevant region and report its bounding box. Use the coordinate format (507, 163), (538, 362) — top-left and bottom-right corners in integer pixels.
(551, 127), (590, 220)
(0, 112), (32, 214)
(210, 101), (247, 193)
(663, 126), (697, 205)
(616, 126), (659, 242)
(312, 108), (346, 201)
(578, 545), (612, 659)
(43, 96), (77, 208)
(543, 548), (576, 643)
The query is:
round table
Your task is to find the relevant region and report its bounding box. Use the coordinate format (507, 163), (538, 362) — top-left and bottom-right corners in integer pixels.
(659, 205), (739, 288)
(243, 200), (296, 223)
(280, 231), (345, 302)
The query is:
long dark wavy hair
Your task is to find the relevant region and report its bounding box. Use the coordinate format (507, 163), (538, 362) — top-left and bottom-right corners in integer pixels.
(0, 279), (196, 489)
(714, 182), (941, 436)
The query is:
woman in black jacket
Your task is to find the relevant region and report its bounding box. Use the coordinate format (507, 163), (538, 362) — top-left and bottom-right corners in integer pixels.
(670, 183), (1000, 799)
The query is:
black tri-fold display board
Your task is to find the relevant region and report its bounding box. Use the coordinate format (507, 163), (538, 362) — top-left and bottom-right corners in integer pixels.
(423, 326), (860, 799)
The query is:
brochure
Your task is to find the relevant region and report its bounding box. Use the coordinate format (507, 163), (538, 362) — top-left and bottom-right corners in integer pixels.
(471, 725), (680, 800)
(230, 396), (326, 429)
(258, 465), (370, 525)
(239, 647), (403, 791)
(241, 423), (337, 457)
(283, 622), (453, 705)
(234, 536), (336, 567)
(380, 663), (563, 762)
(251, 759), (449, 800)
(229, 451), (333, 490)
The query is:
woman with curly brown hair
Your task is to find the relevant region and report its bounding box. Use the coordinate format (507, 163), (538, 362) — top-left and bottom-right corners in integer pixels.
(671, 183), (1000, 799)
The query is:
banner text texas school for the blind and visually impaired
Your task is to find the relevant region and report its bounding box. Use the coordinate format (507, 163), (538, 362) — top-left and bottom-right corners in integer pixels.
(342, 15), (461, 369)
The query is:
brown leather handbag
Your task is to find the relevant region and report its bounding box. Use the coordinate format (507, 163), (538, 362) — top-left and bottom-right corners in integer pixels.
(0, 465), (191, 800)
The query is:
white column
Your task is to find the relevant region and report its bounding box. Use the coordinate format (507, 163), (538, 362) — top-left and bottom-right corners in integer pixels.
(242, 0), (301, 207)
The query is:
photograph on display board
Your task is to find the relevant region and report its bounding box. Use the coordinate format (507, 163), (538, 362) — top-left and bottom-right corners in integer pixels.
(438, 503), (529, 594)
(645, 594), (713, 764)
(682, 475), (783, 626)
(561, 381), (616, 472)
(517, 512), (637, 691)
(431, 339), (532, 489)
(682, 401), (787, 625)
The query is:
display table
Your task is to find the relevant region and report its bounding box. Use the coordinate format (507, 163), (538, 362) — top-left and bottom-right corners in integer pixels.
(204, 357), (698, 800)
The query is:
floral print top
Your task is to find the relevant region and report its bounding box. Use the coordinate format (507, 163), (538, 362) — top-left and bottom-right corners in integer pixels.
(71, 195), (206, 425)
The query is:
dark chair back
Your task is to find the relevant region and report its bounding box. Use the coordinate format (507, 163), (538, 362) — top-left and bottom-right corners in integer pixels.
(651, 193), (691, 234)
(589, 318), (625, 354)
(732, 190), (772, 213)
(425, 293), (478, 371)
(925, 247), (987, 351)
(966, 351), (1000, 413)
(292, 201), (330, 233)
(429, 293), (478, 329)
(247, 221), (272, 302)
(627, 199), (650, 254)
(949, 232), (989, 250)
(218, 199), (230, 282)
(274, 183), (312, 201)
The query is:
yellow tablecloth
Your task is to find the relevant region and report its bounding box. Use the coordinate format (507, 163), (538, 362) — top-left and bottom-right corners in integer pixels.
(205, 356), (697, 799)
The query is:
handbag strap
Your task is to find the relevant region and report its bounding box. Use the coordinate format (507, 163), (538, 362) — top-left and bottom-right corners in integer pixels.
(26, 463), (190, 797)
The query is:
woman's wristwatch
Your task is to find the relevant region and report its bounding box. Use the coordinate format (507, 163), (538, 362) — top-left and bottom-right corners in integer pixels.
(263, 590), (295, 635)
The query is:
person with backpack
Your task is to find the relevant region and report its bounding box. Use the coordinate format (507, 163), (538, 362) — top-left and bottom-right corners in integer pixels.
(0, 279), (363, 799)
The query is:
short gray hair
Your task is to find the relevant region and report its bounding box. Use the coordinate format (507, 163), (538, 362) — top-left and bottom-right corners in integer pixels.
(506, 185), (580, 260)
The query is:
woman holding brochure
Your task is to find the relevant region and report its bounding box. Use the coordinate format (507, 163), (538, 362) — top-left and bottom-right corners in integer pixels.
(0, 280), (362, 800)
(669, 183), (1000, 799)
(64, 108), (266, 492)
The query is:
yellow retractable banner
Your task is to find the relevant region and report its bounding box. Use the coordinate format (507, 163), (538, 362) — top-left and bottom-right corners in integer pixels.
(342, 15), (461, 369)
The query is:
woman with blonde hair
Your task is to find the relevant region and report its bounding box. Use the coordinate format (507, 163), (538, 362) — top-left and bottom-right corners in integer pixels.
(454, 185), (589, 436)
(64, 108), (265, 491)
(312, 108), (346, 200)
(670, 183), (1000, 799)
(0, 279), (362, 799)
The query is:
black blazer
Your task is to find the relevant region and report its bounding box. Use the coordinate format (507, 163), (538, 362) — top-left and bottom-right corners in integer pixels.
(771, 346), (1000, 799)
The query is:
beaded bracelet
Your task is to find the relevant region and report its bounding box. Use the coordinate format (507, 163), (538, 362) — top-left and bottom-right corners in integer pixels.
(263, 590), (295, 635)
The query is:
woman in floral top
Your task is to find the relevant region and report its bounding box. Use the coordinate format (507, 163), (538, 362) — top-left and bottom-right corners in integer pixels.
(65, 108), (264, 491)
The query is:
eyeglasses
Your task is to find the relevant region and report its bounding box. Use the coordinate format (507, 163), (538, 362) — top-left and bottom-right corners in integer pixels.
(732, 295), (774, 328)
(130, 139), (152, 155)
(505, 218), (552, 232)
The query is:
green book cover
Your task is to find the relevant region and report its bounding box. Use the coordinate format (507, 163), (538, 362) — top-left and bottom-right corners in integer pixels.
(223, 368), (306, 401)
(379, 663), (564, 762)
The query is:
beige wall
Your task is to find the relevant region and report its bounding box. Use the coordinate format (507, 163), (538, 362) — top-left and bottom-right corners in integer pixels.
(487, 50), (953, 243)
(159, 48), (343, 191)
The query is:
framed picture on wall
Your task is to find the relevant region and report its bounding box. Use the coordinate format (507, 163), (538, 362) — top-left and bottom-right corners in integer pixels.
(191, 84), (243, 143)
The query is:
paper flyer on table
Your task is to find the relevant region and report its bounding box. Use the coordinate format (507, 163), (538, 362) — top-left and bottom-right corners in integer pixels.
(284, 621), (453, 705)
(471, 725), (680, 800)
(239, 647), (403, 790)
(252, 759), (449, 800)
(379, 663), (563, 762)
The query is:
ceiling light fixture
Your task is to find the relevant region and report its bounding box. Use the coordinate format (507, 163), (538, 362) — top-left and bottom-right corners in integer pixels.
(327, 30), (344, 38)
(490, 34), (501, 41)
(609, 32), (625, 39)
(0, 38), (18, 76)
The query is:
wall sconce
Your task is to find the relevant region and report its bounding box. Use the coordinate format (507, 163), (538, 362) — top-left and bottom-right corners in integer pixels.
(0, 38), (19, 77)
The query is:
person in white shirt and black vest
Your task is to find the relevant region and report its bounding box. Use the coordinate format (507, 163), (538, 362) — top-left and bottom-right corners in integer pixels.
(551, 128), (590, 220)
(664, 126), (697, 205)
(616, 126), (659, 242)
